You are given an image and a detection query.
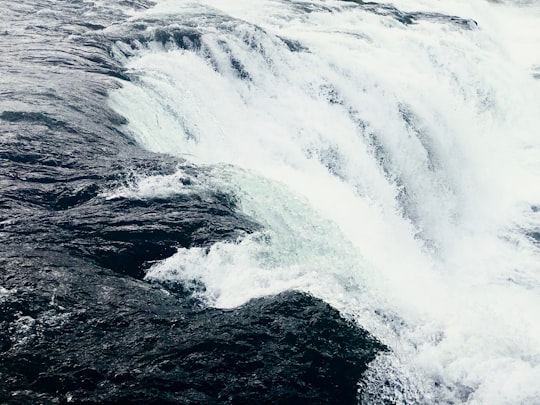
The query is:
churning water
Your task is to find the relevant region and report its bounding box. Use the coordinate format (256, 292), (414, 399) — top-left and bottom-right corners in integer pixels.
(108, 0), (540, 403)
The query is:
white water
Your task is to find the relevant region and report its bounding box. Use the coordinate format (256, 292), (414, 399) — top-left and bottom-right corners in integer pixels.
(108, 0), (540, 403)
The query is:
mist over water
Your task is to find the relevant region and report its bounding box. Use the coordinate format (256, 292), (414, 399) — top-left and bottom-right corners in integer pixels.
(109, 0), (540, 402)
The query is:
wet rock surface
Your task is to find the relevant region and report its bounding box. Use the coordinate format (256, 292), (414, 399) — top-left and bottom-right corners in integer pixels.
(0, 255), (385, 404)
(0, 0), (257, 280)
(343, 1), (478, 29)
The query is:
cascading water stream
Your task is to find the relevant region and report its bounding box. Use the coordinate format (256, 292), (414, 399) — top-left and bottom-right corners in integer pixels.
(108, 0), (540, 402)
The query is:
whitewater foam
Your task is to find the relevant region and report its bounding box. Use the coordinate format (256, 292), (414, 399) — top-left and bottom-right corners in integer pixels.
(109, 0), (540, 402)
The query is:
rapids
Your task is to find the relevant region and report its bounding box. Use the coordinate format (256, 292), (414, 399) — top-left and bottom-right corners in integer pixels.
(108, 0), (540, 403)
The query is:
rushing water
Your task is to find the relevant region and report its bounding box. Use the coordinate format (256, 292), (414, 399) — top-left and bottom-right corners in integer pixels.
(1, 0), (540, 403)
(107, 0), (540, 403)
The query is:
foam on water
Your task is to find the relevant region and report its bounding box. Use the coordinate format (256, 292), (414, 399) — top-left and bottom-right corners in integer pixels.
(102, 168), (201, 200)
(0, 287), (15, 301)
(109, 0), (540, 402)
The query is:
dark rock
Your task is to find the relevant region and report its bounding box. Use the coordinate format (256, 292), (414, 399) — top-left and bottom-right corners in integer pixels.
(342, 1), (478, 29)
(0, 251), (386, 404)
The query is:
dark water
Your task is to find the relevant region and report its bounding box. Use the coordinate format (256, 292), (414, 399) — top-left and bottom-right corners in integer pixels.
(0, 0), (386, 403)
